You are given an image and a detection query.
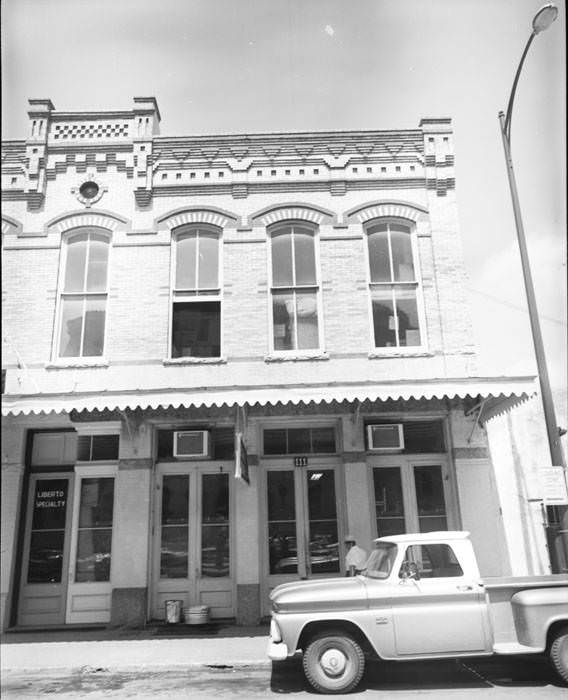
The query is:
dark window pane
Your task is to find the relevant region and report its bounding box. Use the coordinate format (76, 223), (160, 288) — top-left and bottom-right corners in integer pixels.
(91, 435), (119, 461)
(402, 543), (462, 578)
(32, 479), (68, 530)
(308, 471), (339, 573)
(59, 297), (83, 357)
(271, 230), (294, 286)
(161, 526), (188, 578)
(82, 297), (106, 356)
(404, 422), (445, 453)
(267, 471), (295, 521)
(311, 427), (336, 453)
(172, 301), (221, 358)
(371, 292), (396, 347)
(27, 530), (65, 583)
(294, 229), (316, 285)
(76, 529), (112, 582)
(157, 431), (174, 459)
(202, 473), (229, 523)
(367, 227), (390, 283)
(269, 522), (298, 575)
(272, 292), (294, 350)
(78, 478), (114, 528)
(77, 435), (92, 461)
(288, 428), (311, 454)
(395, 289), (420, 347)
(264, 429), (287, 455)
(373, 467), (406, 537)
(414, 465), (447, 532)
(307, 470), (337, 520)
(201, 524), (229, 577)
(212, 428), (235, 459)
(162, 475), (189, 525)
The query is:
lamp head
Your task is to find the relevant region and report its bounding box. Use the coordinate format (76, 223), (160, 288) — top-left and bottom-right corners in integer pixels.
(532, 4), (558, 34)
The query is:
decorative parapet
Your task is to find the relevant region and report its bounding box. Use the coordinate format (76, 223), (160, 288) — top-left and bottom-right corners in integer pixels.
(419, 118), (455, 197)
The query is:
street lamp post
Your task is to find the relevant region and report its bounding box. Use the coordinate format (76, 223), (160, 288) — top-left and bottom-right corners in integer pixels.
(498, 3), (567, 573)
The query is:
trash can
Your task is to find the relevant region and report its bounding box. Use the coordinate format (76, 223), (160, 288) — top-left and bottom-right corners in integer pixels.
(185, 605), (210, 625)
(165, 599), (183, 624)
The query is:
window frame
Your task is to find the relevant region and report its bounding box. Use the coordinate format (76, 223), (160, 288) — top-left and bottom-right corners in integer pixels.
(267, 221), (324, 355)
(169, 224), (224, 360)
(363, 218), (427, 353)
(54, 227), (112, 362)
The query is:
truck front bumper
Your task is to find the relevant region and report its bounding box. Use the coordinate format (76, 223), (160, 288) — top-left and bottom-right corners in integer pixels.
(267, 639), (289, 661)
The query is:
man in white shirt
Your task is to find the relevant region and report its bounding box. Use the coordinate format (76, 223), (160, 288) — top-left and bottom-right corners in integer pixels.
(344, 534), (367, 576)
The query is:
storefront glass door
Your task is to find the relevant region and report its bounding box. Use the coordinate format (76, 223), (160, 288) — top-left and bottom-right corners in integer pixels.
(18, 474), (74, 626)
(372, 459), (453, 537)
(153, 464), (233, 620)
(266, 465), (341, 584)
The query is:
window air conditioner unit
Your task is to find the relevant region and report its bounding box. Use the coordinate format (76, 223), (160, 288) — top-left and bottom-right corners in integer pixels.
(367, 424), (404, 451)
(173, 430), (210, 458)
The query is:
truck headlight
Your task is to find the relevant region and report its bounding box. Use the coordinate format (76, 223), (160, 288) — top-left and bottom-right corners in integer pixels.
(270, 617), (282, 643)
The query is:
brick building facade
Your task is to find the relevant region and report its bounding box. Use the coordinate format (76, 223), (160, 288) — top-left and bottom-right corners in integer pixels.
(1, 98), (553, 630)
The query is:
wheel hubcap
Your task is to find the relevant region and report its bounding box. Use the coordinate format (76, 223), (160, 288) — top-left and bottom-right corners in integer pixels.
(320, 648), (347, 676)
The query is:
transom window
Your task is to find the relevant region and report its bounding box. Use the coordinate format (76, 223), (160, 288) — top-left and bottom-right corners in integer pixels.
(58, 230), (110, 358)
(263, 426), (336, 455)
(270, 224), (320, 352)
(366, 221), (422, 349)
(171, 226), (221, 358)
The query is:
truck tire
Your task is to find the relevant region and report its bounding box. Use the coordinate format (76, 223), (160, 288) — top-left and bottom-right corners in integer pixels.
(550, 627), (568, 684)
(302, 632), (365, 694)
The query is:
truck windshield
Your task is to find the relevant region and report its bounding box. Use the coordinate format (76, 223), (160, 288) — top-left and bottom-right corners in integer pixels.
(363, 542), (398, 579)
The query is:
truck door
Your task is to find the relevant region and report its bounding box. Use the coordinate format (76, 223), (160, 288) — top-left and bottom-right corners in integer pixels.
(392, 543), (490, 655)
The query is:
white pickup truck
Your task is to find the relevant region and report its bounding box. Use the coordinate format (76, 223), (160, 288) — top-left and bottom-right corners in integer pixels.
(267, 531), (568, 693)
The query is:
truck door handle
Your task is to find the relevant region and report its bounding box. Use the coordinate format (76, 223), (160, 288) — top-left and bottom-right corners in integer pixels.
(457, 585), (473, 591)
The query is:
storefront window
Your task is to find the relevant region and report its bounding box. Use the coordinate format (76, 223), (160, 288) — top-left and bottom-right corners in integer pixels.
(201, 473), (229, 577)
(268, 471), (297, 574)
(75, 477), (114, 582)
(160, 475), (189, 578)
(27, 479), (69, 584)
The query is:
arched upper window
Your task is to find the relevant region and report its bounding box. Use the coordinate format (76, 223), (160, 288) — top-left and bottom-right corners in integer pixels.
(366, 221), (423, 349)
(171, 225), (222, 358)
(57, 230), (110, 358)
(269, 224), (321, 352)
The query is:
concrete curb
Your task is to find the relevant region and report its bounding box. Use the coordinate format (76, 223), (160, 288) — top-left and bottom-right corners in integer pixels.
(0, 636), (271, 673)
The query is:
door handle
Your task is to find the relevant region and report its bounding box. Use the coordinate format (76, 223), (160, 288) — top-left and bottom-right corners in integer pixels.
(457, 585), (473, 591)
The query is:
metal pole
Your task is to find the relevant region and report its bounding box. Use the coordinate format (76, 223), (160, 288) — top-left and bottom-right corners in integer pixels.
(498, 112), (566, 470)
(498, 111), (568, 572)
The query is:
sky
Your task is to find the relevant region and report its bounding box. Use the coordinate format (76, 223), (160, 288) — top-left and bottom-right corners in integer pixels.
(2, 0), (566, 424)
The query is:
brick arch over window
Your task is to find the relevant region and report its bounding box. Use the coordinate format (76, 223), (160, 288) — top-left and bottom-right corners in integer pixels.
(47, 210), (128, 237)
(251, 203), (335, 227)
(2, 215), (22, 236)
(157, 207), (238, 231)
(345, 201), (428, 225)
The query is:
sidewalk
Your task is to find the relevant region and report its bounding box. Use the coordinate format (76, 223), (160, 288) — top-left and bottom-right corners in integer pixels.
(0, 623), (271, 673)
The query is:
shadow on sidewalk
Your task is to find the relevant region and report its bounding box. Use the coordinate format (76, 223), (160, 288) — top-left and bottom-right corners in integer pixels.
(1, 621), (269, 645)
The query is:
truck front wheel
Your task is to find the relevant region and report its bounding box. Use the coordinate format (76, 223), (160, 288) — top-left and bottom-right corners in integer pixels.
(302, 632), (365, 694)
(550, 627), (568, 684)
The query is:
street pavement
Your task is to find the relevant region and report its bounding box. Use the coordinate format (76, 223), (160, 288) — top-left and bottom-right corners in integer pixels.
(1, 624), (567, 698)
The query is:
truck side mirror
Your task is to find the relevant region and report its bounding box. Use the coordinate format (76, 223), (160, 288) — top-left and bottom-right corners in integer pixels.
(400, 560), (421, 581)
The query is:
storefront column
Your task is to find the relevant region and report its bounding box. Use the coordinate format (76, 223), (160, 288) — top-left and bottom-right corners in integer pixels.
(110, 419), (153, 627)
(1, 452), (25, 631)
(342, 415), (373, 554)
(235, 458), (260, 625)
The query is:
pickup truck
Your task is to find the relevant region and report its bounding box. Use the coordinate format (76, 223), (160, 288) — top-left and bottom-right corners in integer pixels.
(267, 531), (568, 693)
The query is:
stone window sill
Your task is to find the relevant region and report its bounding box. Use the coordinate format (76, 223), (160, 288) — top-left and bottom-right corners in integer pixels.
(45, 360), (109, 369)
(264, 352), (330, 363)
(368, 350), (432, 359)
(163, 357), (227, 366)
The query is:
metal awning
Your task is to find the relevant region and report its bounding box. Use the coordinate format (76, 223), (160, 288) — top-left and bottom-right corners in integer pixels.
(1, 376), (536, 417)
